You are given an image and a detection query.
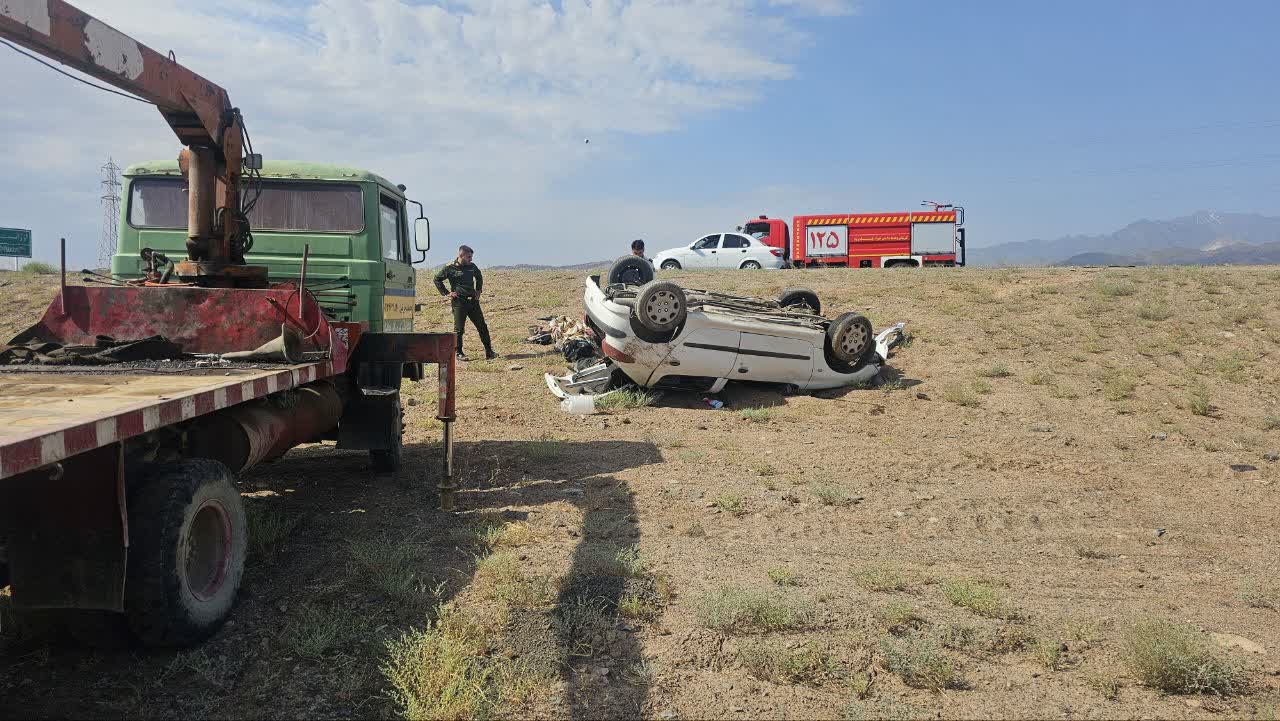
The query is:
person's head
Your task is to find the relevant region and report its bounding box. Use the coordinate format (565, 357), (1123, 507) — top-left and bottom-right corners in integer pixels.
(457, 244), (474, 264)
(631, 239), (645, 257)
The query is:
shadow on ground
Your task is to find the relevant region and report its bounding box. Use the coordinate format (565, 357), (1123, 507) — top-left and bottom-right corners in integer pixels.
(0, 438), (662, 720)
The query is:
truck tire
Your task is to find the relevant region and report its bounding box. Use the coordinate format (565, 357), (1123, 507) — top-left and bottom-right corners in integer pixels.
(779, 287), (821, 314)
(370, 394), (403, 473)
(824, 313), (875, 373)
(125, 459), (246, 647)
(605, 255), (655, 287)
(635, 281), (687, 333)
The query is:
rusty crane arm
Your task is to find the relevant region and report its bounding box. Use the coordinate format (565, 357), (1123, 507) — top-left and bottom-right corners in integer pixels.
(0, 0), (264, 285)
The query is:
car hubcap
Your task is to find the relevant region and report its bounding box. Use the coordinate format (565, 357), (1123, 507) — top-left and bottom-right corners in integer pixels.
(645, 291), (680, 325)
(840, 325), (869, 357)
(184, 500), (231, 602)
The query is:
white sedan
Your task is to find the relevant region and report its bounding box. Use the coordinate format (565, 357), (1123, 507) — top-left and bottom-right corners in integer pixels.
(546, 258), (906, 396)
(652, 232), (785, 271)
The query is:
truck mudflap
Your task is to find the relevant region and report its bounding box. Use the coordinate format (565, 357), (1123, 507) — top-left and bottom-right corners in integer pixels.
(344, 331), (459, 508)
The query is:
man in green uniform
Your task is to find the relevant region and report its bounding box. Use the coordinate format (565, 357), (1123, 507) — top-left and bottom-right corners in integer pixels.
(433, 245), (497, 361)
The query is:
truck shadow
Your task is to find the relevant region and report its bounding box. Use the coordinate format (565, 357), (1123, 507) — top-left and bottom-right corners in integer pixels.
(0, 439), (662, 719)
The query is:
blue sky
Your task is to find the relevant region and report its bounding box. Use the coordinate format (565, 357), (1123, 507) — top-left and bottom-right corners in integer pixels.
(3, 0), (1278, 268)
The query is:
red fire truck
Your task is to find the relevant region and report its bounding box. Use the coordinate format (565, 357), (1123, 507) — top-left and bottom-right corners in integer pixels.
(742, 204), (966, 268)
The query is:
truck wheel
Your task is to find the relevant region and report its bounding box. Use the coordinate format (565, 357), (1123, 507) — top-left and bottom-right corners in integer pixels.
(741, 260), (762, 270)
(125, 459), (246, 647)
(635, 281), (687, 333)
(605, 255), (655, 287)
(824, 313), (875, 373)
(660, 259), (681, 270)
(779, 287), (821, 314)
(370, 395), (404, 473)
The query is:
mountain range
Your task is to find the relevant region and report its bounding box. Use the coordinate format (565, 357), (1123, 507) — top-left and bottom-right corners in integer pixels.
(975, 211), (1280, 267)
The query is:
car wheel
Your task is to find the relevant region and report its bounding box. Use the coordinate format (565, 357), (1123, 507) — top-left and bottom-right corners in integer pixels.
(740, 260), (762, 270)
(605, 255), (655, 288)
(634, 281), (687, 333)
(660, 259), (681, 270)
(824, 312), (875, 373)
(779, 287), (821, 314)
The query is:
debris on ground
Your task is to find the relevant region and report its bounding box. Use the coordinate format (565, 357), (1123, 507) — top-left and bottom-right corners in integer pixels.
(0, 335), (184, 366)
(702, 397), (725, 409)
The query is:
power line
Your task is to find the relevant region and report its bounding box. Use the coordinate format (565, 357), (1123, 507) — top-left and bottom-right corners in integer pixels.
(1, 38), (156, 105)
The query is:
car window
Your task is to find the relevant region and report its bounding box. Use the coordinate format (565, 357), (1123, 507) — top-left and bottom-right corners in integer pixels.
(723, 235), (749, 249)
(693, 234), (721, 250)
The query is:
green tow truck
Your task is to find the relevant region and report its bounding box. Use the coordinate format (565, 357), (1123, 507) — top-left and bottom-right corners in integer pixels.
(114, 160), (426, 333)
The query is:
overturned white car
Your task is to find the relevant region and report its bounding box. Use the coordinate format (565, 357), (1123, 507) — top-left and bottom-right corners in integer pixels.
(547, 257), (906, 397)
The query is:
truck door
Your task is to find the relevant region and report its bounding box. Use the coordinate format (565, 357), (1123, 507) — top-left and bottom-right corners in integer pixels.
(378, 194), (415, 332)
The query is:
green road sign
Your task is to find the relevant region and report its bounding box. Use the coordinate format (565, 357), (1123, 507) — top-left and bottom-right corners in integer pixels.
(0, 228), (32, 258)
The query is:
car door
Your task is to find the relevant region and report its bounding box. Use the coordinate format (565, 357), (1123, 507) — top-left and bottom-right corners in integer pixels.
(721, 233), (752, 267)
(735, 332), (815, 386)
(378, 194), (415, 332)
(688, 234), (722, 268)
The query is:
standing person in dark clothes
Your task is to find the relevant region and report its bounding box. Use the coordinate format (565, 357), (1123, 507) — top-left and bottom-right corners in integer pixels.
(433, 245), (497, 361)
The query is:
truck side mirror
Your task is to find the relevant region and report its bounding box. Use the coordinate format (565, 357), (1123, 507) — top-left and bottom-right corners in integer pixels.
(408, 199), (430, 264)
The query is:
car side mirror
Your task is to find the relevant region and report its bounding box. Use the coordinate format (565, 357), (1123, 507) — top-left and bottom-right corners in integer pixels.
(408, 199), (430, 264)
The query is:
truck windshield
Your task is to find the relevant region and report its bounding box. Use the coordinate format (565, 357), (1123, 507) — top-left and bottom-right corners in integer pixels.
(128, 177), (364, 233)
(743, 222), (771, 240)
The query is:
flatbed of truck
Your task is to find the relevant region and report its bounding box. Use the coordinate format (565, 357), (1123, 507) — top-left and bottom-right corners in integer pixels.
(0, 360), (336, 481)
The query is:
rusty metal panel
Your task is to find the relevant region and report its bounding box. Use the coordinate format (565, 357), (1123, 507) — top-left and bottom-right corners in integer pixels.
(10, 285), (335, 357)
(0, 444), (127, 610)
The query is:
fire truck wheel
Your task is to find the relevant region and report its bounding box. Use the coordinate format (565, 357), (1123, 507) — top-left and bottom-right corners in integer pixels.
(824, 313), (875, 373)
(635, 281), (687, 333)
(605, 255), (655, 287)
(125, 459), (246, 647)
(370, 395), (404, 473)
(660, 259), (681, 270)
(779, 287), (822, 315)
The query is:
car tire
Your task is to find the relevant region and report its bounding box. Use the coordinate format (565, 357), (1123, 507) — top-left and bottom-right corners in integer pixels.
(125, 459), (247, 647)
(824, 312), (875, 373)
(660, 259), (681, 270)
(634, 281), (687, 333)
(740, 260), (762, 270)
(779, 287), (821, 315)
(605, 255), (655, 287)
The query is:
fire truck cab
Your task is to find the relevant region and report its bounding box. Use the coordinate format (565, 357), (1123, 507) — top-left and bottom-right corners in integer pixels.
(743, 207), (966, 269)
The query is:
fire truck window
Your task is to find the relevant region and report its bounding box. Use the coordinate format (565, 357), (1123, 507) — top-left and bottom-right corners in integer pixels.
(722, 235), (748, 249)
(379, 197), (405, 262)
(693, 235), (721, 250)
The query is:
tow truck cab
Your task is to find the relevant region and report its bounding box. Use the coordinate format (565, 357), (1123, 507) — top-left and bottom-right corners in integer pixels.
(113, 160), (431, 333)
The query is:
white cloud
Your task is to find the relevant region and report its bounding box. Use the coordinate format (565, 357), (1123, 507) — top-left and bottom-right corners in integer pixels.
(1, 0), (856, 266)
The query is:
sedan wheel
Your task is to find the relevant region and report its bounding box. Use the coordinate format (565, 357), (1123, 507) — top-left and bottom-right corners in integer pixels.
(660, 259), (681, 270)
(741, 260), (762, 270)
(635, 281), (688, 332)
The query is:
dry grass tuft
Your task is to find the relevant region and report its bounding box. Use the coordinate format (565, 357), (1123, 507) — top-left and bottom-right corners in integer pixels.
(696, 586), (815, 633)
(767, 567), (801, 587)
(740, 407), (773, 423)
(1240, 579), (1280, 610)
(942, 578), (1015, 619)
(739, 639), (839, 685)
(1123, 619), (1247, 695)
(853, 567), (909, 593)
(879, 636), (962, 690)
